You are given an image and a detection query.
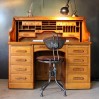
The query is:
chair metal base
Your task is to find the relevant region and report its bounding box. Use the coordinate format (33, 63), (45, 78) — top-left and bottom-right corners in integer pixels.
(40, 63), (67, 97)
(40, 80), (66, 97)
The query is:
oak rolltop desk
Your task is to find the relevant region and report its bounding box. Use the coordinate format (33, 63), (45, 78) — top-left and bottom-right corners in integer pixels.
(8, 16), (91, 89)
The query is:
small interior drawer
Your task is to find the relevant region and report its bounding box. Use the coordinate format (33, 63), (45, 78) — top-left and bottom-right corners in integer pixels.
(19, 32), (36, 38)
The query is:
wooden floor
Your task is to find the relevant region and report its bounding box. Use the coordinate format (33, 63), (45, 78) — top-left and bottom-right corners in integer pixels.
(0, 79), (99, 99)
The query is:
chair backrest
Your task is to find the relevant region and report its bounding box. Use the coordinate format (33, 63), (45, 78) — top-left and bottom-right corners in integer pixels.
(43, 32), (66, 61)
(43, 33), (66, 50)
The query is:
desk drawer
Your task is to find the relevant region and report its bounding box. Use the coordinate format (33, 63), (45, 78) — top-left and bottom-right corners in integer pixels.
(67, 46), (89, 55)
(34, 45), (66, 52)
(34, 45), (48, 52)
(10, 74), (33, 83)
(10, 56), (32, 65)
(68, 56), (89, 65)
(67, 74), (88, 83)
(10, 65), (32, 74)
(10, 46), (31, 55)
(68, 66), (88, 73)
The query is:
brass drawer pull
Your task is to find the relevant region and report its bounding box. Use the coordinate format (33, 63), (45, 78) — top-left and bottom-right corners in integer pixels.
(16, 59), (27, 62)
(73, 50), (84, 53)
(16, 50), (27, 53)
(15, 77), (27, 80)
(16, 68), (27, 71)
(73, 68), (84, 71)
(73, 77), (84, 80)
(74, 59), (84, 62)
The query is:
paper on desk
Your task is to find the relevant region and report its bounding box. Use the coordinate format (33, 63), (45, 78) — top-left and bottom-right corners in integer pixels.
(66, 40), (69, 42)
(33, 40), (69, 42)
(32, 40), (43, 42)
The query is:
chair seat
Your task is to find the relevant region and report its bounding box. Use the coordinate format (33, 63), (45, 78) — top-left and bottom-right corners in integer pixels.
(37, 56), (64, 61)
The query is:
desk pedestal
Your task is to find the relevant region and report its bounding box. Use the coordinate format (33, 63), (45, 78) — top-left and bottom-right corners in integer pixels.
(8, 42), (91, 89)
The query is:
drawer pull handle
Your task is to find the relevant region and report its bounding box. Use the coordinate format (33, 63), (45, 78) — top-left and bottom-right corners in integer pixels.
(16, 68), (27, 71)
(73, 50), (84, 53)
(73, 68), (84, 71)
(73, 77), (84, 80)
(16, 59), (27, 62)
(16, 77), (27, 80)
(74, 59), (84, 62)
(16, 50), (27, 53)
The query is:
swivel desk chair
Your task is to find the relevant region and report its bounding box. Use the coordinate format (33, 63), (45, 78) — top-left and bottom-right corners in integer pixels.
(37, 32), (66, 97)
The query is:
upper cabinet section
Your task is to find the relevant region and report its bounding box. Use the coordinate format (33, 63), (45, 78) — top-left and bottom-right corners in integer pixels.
(9, 16), (90, 42)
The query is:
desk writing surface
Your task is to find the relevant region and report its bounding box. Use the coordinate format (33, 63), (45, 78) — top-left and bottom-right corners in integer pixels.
(8, 42), (91, 45)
